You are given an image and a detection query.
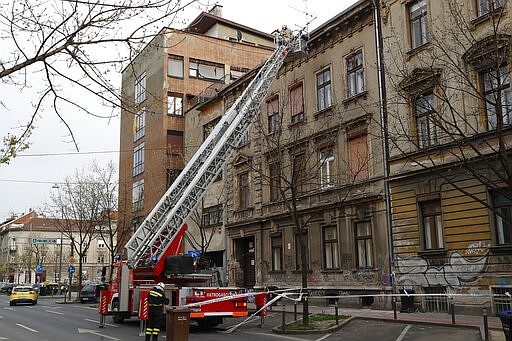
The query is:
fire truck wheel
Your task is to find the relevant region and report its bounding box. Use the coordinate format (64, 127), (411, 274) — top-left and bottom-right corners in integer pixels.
(112, 300), (125, 324)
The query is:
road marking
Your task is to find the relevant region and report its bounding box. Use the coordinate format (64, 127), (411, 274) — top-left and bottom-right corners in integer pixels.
(45, 310), (64, 315)
(78, 328), (119, 340)
(241, 331), (306, 340)
(396, 324), (412, 341)
(3, 308), (15, 311)
(16, 324), (38, 333)
(316, 334), (332, 341)
(0, 337), (8, 340)
(84, 318), (119, 327)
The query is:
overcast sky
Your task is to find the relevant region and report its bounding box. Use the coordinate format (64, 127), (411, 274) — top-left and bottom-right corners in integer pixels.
(0, 0), (358, 222)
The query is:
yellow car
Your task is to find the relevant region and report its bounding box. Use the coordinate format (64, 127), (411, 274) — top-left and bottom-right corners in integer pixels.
(10, 285), (37, 306)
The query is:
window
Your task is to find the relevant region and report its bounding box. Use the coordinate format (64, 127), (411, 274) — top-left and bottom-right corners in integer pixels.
(238, 172), (249, 209)
(409, 0), (429, 49)
(238, 131), (249, 147)
(420, 199), (444, 249)
(202, 205), (223, 227)
(97, 255), (105, 264)
(230, 66), (249, 81)
(81, 255), (87, 263)
(98, 240), (106, 248)
(166, 168), (181, 188)
(478, 0), (502, 16)
(167, 93), (183, 116)
(483, 65), (512, 130)
(348, 131), (369, 181)
(323, 226), (339, 269)
(132, 216), (144, 234)
(134, 72), (146, 105)
(295, 232), (308, 270)
(168, 55), (184, 78)
(267, 96), (280, 133)
(133, 109), (145, 141)
(204, 117), (221, 141)
(132, 179), (144, 212)
(133, 142), (145, 176)
(492, 191), (512, 245)
(167, 130), (183, 154)
(271, 234), (283, 271)
(320, 148), (335, 188)
(415, 92), (438, 148)
(355, 221), (373, 268)
(292, 153), (306, 193)
(269, 162), (280, 202)
(317, 68), (332, 111)
(290, 83), (304, 124)
(347, 51), (364, 97)
(189, 58), (224, 81)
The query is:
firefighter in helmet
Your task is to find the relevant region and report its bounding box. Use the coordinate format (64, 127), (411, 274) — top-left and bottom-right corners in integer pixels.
(145, 282), (169, 341)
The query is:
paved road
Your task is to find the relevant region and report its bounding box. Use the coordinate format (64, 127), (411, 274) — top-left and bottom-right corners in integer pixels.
(0, 294), (484, 341)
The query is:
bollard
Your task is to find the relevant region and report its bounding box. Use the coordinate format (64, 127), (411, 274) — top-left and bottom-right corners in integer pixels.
(282, 306), (286, 332)
(294, 302), (297, 321)
(483, 308), (489, 341)
(335, 300), (339, 325)
(450, 298), (456, 325)
(393, 296), (397, 320)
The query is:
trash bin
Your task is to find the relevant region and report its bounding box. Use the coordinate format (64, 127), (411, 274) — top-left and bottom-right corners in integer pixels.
(400, 289), (415, 313)
(498, 310), (512, 341)
(39, 286), (48, 296)
(166, 306), (190, 341)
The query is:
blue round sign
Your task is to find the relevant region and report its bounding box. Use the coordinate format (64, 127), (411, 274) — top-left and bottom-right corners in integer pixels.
(36, 264), (43, 274)
(68, 265), (75, 274)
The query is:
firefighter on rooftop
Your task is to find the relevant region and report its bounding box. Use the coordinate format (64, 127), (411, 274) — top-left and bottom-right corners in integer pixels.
(146, 282), (169, 341)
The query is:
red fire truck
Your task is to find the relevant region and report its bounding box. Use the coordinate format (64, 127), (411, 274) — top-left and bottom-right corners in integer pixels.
(101, 224), (248, 328)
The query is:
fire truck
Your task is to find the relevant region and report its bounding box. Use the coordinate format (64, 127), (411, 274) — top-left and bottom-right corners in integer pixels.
(100, 31), (306, 328)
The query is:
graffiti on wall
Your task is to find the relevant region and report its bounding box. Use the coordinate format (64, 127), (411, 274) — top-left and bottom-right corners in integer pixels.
(396, 251), (488, 290)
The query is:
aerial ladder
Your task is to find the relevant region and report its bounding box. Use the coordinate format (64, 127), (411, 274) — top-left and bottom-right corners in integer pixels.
(124, 32), (305, 274)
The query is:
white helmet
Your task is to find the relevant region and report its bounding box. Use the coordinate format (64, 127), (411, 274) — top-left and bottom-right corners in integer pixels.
(156, 282), (165, 291)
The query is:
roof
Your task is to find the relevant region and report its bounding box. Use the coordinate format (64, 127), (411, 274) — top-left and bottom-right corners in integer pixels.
(186, 11), (275, 40)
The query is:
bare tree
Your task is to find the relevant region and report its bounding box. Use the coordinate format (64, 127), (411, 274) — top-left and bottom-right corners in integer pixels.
(47, 164), (109, 293)
(91, 161), (124, 281)
(0, 0), (202, 163)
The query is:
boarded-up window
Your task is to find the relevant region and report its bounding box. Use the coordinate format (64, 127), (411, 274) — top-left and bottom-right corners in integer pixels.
(167, 130), (183, 154)
(348, 131), (368, 181)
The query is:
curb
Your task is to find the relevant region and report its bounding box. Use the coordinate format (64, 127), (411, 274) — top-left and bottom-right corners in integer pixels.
(272, 316), (353, 335)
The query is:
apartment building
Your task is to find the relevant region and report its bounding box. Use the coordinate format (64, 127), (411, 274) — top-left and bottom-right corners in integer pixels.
(382, 0), (512, 314)
(118, 5), (274, 247)
(0, 211), (115, 284)
(185, 0), (392, 309)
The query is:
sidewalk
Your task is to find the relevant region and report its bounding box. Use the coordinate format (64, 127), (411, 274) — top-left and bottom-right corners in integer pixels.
(250, 303), (507, 341)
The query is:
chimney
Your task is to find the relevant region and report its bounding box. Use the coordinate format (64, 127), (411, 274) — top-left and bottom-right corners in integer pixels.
(209, 3), (223, 17)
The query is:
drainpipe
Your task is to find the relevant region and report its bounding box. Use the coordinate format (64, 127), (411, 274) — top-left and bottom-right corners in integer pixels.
(372, 0), (395, 291)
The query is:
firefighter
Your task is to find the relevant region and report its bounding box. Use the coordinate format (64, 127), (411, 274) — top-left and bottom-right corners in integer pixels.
(145, 282), (169, 341)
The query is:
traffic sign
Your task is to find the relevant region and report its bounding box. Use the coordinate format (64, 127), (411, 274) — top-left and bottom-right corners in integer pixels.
(31, 238), (58, 244)
(36, 264), (43, 274)
(69, 258), (75, 264)
(68, 265), (75, 274)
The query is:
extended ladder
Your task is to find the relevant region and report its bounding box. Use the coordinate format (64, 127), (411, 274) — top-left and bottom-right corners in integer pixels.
(125, 34), (301, 269)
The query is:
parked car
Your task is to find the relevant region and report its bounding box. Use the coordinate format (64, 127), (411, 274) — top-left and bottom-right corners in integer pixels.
(10, 285), (37, 305)
(80, 283), (108, 303)
(1, 283), (17, 294)
(39, 282), (59, 296)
